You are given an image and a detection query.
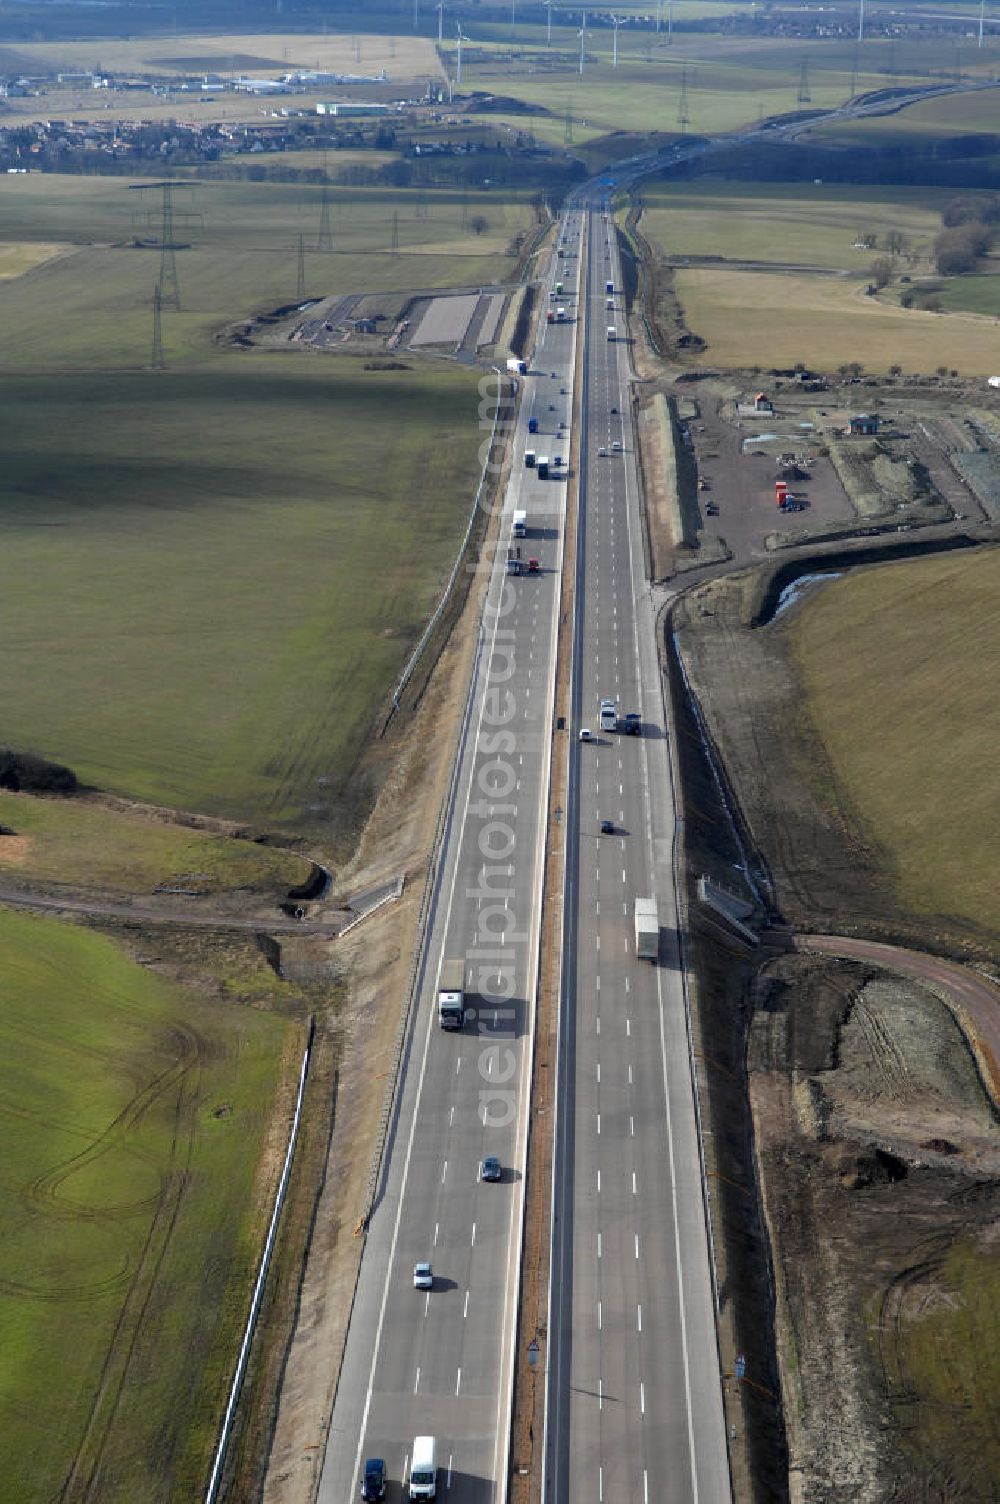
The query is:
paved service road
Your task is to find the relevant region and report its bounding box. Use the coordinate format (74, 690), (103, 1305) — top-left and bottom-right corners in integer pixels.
(318, 218), (587, 1504)
(545, 202), (730, 1504)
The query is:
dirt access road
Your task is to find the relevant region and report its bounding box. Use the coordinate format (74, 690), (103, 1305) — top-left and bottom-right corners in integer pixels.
(799, 933), (1000, 1107)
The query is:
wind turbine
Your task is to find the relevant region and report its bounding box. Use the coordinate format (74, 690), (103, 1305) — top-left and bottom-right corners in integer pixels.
(979, 0), (985, 46)
(578, 25), (586, 73)
(511, 0), (517, 37)
(456, 22), (465, 86)
(858, 0), (865, 41)
(611, 12), (620, 66)
(655, 0), (662, 33)
(437, 0), (444, 42)
(546, 0), (554, 45)
(413, 0), (419, 32)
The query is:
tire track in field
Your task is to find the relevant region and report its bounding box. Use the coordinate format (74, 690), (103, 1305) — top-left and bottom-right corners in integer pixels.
(55, 1028), (204, 1503)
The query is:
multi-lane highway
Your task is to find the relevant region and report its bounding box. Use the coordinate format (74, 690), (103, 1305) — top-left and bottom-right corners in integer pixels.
(319, 191), (729, 1504)
(319, 217), (585, 1504)
(545, 204), (729, 1504)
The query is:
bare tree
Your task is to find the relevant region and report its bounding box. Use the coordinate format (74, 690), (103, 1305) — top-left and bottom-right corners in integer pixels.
(870, 256), (893, 289)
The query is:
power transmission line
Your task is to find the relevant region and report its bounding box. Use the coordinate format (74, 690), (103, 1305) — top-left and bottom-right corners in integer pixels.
(677, 65), (690, 130)
(797, 58), (811, 105)
(159, 183), (180, 310)
(317, 163), (333, 252)
(150, 282), (165, 369)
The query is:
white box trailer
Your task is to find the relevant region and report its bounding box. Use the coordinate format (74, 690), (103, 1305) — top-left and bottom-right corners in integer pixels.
(513, 509), (527, 537)
(437, 958), (466, 1028)
(634, 898), (659, 961)
(607, 326), (617, 341)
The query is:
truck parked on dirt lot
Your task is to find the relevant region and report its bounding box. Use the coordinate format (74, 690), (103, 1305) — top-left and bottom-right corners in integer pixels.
(437, 958), (466, 1028)
(634, 899), (659, 961)
(506, 357), (526, 376)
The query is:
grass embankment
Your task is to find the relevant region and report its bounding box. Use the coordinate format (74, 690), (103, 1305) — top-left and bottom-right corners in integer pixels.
(785, 549), (1000, 934)
(0, 174), (532, 369)
(0, 791), (312, 897)
(0, 907), (297, 1502)
(0, 360), (484, 827)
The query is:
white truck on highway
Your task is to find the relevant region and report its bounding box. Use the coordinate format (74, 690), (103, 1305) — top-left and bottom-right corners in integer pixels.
(437, 957), (466, 1029)
(634, 899), (659, 961)
(513, 509), (527, 538)
(599, 698), (617, 733)
(607, 325), (617, 341)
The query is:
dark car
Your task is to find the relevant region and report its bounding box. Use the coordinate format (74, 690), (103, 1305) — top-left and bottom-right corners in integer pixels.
(480, 1156), (502, 1182)
(362, 1460), (386, 1501)
(600, 819), (615, 835)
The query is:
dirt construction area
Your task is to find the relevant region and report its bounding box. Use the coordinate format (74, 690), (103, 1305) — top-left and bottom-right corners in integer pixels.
(668, 552), (1000, 1503)
(751, 956), (1000, 1503)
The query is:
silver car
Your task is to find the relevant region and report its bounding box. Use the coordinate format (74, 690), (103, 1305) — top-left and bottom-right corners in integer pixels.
(413, 1262), (433, 1290)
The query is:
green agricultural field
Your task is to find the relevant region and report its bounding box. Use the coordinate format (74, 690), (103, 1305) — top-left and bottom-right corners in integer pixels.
(0, 358), (486, 827)
(459, 36), (936, 138)
(672, 264), (1000, 373)
(785, 549), (1000, 934)
(0, 791), (312, 896)
(638, 182), (947, 271)
(936, 270), (1000, 316)
(0, 174), (533, 368)
(8, 30), (442, 81)
(810, 71), (1000, 144)
(0, 906), (295, 1501)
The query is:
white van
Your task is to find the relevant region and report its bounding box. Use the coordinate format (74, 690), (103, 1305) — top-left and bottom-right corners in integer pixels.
(409, 1436), (437, 1500)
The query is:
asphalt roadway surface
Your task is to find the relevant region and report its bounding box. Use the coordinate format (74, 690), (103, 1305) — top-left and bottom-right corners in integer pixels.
(318, 189), (730, 1504)
(318, 217), (585, 1504)
(543, 205), (729, 1504)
